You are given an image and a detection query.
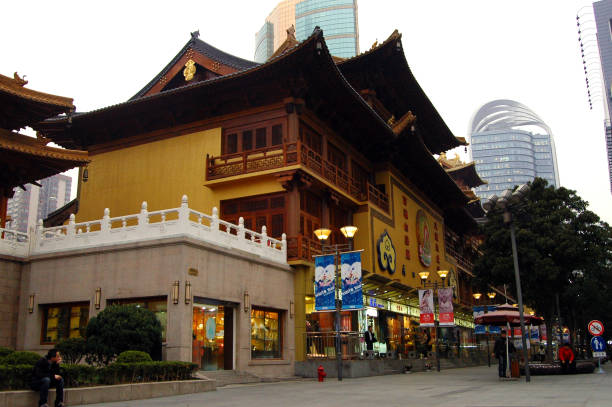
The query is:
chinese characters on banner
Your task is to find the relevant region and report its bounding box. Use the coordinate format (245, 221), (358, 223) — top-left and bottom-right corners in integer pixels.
(419, 289), (435, 327)
(437, 287), (455, 326)
(314, 255), (335, 311)
(340, 251), (363, 310)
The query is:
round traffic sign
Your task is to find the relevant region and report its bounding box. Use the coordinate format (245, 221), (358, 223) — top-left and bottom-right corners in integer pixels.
(588, 320), (604, 336)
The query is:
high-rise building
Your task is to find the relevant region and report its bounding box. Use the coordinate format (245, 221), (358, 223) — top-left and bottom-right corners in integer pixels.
(7, 174), (72, 233)
(469, 99), (560, 200)
(254, 0), (359, 62)
(591, 0), (612, 192)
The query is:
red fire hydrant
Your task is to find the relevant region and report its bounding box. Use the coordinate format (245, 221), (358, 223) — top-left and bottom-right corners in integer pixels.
(317, 365), (327, 382)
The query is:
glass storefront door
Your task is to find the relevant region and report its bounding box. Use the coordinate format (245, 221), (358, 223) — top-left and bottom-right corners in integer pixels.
(192, 302), (233, 370)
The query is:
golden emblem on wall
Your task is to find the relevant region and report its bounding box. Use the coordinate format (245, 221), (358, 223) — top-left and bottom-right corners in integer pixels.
(183, 59), (196, 81)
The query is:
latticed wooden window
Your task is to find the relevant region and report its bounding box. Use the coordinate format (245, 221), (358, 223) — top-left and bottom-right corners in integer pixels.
(220, 193), (287, 238)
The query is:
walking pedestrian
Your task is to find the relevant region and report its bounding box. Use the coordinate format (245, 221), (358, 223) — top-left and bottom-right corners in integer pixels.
(493, 331), (515, 379)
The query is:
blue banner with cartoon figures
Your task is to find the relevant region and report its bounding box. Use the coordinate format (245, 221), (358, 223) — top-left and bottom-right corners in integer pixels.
(314, 255), (336, 311)
(341, 251), (363, 310)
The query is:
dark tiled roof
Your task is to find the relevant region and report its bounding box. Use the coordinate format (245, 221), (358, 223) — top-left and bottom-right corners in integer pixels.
(130, 36), (259, 100)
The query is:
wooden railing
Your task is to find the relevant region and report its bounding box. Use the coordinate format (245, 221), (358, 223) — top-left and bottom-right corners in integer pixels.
(445, 245), (474, 271)
(207, 142), (390, 211)
(286, 235), (322, 261)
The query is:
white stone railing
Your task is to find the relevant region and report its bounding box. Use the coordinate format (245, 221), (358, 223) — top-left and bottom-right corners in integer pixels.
(0, 227), (30, 258)
(1, 196), (287, 265)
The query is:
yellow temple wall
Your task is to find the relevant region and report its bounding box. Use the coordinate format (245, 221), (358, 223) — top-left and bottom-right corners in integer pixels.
(76, 128), (284, 222)
(356, 171), (454, 287)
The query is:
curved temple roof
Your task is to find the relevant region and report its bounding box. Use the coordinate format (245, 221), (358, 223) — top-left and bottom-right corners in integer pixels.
(469, 99), (551, 135)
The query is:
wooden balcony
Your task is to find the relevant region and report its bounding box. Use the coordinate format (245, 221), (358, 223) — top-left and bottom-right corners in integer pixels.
(445, 245), (474, 272)
(207, 142), (390, 212)
(286, 235), (322, 262)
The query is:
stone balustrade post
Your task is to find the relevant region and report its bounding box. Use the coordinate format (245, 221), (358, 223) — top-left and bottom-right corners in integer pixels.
(138, 201), (149, 230)
(238, 217), (245, 240)
(101, 208), (111, 235)
(67, 214), (76, 237)
(281, 233), (287, 257)
(211, 207), (219, 232)
(261, 225), (268, 249)
(178, 195), (189, 229)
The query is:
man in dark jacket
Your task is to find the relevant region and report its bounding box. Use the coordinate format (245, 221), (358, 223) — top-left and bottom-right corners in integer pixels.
(493, 331), (516, 379)
(31, 349), (64, 407)
(364, 325), (377, 351)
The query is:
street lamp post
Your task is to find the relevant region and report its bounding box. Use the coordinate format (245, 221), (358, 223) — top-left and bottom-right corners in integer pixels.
(483, 184), (531, 382)
(418, 269), (449, 372)
(314, 225), (359, 381)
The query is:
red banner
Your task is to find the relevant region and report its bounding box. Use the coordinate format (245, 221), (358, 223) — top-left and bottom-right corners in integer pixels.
(419, 289), (434, 327)
(438, 287), (455, 327)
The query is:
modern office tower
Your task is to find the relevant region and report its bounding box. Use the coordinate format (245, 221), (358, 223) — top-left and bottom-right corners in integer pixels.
(469, 99), (560, 200)
(255, 0), (359, 62)
(591, 0), (612, 192)
(295, 0), (359, 59)
(6, 174), (72, 233)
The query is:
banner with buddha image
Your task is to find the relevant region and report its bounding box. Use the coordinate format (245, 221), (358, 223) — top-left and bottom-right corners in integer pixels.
(314, 254), (336, 311)
(340, 251), (363, 310)
(419, 289), (435, 327)
(437, 287), (455, 326)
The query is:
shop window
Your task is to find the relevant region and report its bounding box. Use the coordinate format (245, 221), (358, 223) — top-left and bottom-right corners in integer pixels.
(108, 297), (168, 341)
(251, 307), (282, 359)
(41, 302), (89, 344)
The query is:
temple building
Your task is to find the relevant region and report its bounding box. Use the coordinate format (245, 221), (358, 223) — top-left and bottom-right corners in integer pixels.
(0, 72), (89, 347)
(5, 28), (488, 376)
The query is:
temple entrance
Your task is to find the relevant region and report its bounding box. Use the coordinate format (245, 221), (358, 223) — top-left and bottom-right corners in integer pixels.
(192, 300), (234, 370)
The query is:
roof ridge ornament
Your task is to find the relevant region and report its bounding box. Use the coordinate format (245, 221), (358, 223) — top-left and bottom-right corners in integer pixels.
(190, 30), (200, 40)
(13, 72), (28, 87)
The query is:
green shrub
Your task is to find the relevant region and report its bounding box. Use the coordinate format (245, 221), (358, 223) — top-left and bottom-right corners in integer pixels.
(57, 337), (87, 364)
(116, 350), (153, 364)
(0, 364), (33, 390)
(2, 350), (41, 366)
(60, 364), (97, 388)
(0, 346), (14, 359)
(100, 361), (197, 385)
(85, 305), (162, 366)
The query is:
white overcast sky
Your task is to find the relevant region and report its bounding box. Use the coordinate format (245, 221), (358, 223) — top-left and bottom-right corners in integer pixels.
(2, 0), (610, 222)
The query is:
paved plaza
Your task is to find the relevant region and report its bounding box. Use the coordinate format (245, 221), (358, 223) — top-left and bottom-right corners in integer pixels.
(74, 363), (612, 407)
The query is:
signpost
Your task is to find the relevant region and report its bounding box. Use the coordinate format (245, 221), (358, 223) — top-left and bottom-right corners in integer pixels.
(588, 321), (606, 374)
(588, 320), (604, 336)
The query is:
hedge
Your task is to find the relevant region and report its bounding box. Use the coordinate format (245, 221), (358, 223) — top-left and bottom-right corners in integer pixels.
(1, 351), (41, 366)
(0, 347), (13, 359)
(0, 361), (198, 390)
(115, 350), (153, 364)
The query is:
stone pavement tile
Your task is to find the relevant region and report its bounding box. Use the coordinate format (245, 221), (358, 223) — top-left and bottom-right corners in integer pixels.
(73, 363), (612, 407)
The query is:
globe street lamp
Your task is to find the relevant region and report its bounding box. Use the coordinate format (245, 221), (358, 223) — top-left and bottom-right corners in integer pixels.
(419, 269), (449, 372)
(482, 184), (531, 382)
(314, 225), (359, 381)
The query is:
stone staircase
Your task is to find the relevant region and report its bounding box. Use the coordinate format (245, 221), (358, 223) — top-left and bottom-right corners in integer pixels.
(195, 370), (263, 387)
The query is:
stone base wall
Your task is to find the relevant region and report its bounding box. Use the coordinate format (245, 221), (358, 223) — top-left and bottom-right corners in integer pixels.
(0, 257), (23, 348)
(0, 379), (215, 407)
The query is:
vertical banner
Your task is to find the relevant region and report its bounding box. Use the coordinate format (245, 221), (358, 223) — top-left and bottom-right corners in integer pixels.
(437, 287), (455, 326)
(540, 324), (547, 341)
(530, 325), (540, 342)
(340, 251), (363, 310)
(314, 255), (336, 311)
(419, 289), (435, 327)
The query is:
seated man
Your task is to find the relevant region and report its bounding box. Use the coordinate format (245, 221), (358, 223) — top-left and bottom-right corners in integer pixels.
(558, 343), (575, 374)
(31, 349), (64, 407)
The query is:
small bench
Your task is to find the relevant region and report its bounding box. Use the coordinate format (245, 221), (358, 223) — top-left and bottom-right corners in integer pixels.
(521, 360), (595, 376)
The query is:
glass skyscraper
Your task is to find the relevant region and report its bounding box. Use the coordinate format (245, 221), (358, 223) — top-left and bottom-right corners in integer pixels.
(469, 99), (560, 200)
(591, 0), (612, 192)
(295, 0), (359, 59)
(254, 0), (359, 62)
